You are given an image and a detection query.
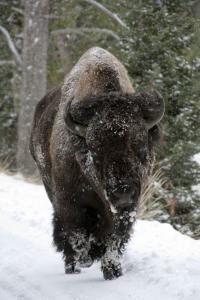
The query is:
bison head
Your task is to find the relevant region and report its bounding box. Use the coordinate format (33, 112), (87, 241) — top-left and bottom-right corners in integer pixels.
(64, 91), (164, 213)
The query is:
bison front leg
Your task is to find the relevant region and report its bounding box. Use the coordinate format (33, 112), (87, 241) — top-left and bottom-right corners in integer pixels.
(101, 237), (123, 280)
(101, 212), (133, 280)
(52, 214), (82, 274)
(65, 230), (93, 272)
(63, 239), (81, 274)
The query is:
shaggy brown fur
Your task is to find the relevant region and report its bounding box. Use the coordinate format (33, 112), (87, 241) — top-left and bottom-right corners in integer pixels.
(30, 47), (164, 280)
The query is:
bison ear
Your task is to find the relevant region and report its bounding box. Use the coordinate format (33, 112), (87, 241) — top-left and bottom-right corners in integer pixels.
(64, 100), (87, 138)
(136, 91), (165, 129)
(64, 95), (106, 137)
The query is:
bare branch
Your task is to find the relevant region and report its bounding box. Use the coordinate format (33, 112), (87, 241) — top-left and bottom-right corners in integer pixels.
(84, 0), (127, 29)
(11, 7), (24, 15)
(0, 60), (15, 66)
(44, 14), (64, 20)
(0, 25), (22, 66)
(51, 27), (120, 40)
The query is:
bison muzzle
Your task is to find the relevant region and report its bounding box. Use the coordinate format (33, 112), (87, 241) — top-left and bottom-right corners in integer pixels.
(30, 47), (164, 280)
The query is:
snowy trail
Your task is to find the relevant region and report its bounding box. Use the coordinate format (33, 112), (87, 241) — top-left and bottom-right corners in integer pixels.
(0, 173), (200, 300)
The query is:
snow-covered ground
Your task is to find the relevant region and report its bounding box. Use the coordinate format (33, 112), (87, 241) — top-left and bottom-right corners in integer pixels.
(0, 173), (200, 300)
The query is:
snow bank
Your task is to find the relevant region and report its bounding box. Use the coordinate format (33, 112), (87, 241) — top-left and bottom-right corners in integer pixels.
(0, 173), (200, 300)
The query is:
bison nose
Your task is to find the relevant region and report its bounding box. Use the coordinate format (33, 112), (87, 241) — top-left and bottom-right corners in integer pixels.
(113, 185), (139, 207)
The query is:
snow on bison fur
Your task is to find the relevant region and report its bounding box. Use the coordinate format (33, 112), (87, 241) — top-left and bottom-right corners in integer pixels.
(30, 47), (164, 280)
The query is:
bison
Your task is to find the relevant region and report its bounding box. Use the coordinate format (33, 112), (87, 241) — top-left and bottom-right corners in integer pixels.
(30, 47), (164, 280)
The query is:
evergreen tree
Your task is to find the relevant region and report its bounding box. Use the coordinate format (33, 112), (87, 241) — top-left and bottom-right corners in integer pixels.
(120, 0), (200, 238)
(0, 0), (23, 166)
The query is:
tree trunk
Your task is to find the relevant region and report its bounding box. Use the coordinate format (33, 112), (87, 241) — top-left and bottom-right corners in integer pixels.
(17, 0), (49, 176)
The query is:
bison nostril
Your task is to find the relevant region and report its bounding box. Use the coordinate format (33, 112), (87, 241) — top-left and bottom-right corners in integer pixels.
(114, 190), (132, 199)
(130, 190), (136, 199)
(131, 189), (139, 204)
(112, 184), (139, 208)
(113, 184), (131, 195)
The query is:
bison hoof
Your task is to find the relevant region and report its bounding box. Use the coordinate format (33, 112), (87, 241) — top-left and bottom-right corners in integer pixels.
(80, 256), (93, 268)
(65, 264), (81, 274)
(102, 265), (122, 280)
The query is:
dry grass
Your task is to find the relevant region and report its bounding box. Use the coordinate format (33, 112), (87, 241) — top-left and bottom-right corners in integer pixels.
(0, 156), (41, 184)
(25, 172), (42, 185)
(0, 155), (16, 175)
(137, 169), (167, 220)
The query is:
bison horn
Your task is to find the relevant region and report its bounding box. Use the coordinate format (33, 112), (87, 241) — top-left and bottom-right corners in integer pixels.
(64, 100), (87, 138)
(138, 91), (165, 129)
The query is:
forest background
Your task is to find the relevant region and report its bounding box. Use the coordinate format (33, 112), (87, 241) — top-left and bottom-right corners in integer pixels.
(0, 0), (200, 238)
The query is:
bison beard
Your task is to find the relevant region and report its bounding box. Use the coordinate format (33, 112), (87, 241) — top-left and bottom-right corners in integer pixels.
(30, 47), (164, 280)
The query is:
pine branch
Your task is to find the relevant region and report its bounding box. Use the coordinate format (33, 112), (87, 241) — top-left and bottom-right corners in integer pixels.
(51, 27), (120, 40)
(84, 0), (128, 29)
(0, 25), (22, 66)
(11, 7), (24, 15)
(0, 60), (15, 66)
